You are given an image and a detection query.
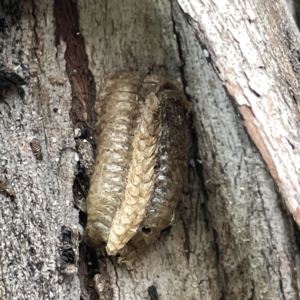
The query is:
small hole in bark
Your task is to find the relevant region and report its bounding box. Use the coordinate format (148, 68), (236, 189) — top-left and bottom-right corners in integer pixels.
(148, 285), (158, 300)
(147, 67), (153, 74)
(53, 107), (58, 113)
(142, 227), (152, 234)
(59, 260), (67, 271)
(160, 225), (171, 236)
(17, 87), (25, 99)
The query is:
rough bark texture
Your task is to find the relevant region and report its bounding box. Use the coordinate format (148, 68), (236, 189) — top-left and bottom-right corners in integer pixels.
(0, 1), (81, 299)
(175, 0), (300, 298)
(178, 0), (300, 229)
(0, 0), (300, 299)
(287, 0), (295, 18)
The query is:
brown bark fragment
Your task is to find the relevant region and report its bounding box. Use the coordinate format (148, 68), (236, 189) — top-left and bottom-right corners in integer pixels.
(240, 105), (279, 181)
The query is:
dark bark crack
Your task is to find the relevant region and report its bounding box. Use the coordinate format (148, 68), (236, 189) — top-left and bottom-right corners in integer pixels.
(30, 0), (42, 74)
(53, 0), (96, 134)
(53, 1), (103, 298)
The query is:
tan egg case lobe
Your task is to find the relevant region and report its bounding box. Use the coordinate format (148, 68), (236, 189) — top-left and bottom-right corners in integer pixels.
(85, 72), (146, 247)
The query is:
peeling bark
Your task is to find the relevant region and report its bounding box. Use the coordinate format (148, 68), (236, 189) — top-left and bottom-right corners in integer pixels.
(177, 0), (300, 230)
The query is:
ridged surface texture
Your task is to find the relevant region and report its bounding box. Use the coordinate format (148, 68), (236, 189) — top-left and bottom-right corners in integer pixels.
(85, 72), (145, 247)
(106, 92), (161, 255)
(130, 85), (189, 249)
(86, 72), (189, 260)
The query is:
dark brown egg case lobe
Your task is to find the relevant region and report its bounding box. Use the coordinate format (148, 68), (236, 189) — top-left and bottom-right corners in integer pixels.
(129, 87), (188, 249)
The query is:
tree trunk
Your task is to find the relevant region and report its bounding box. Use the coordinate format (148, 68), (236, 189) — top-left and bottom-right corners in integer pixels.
(0, 0), (299, 299)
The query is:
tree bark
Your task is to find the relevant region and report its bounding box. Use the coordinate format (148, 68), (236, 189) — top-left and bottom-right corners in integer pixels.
(0, 0), (300, 299)
(178, 0), (300, 229)
(0, 1), (81, 299)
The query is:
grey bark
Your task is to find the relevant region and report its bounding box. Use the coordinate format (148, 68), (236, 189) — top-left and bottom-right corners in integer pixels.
(0, 1), (81, 299)
(287, 0), (295, 18)
(0, 0), (299, 300)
